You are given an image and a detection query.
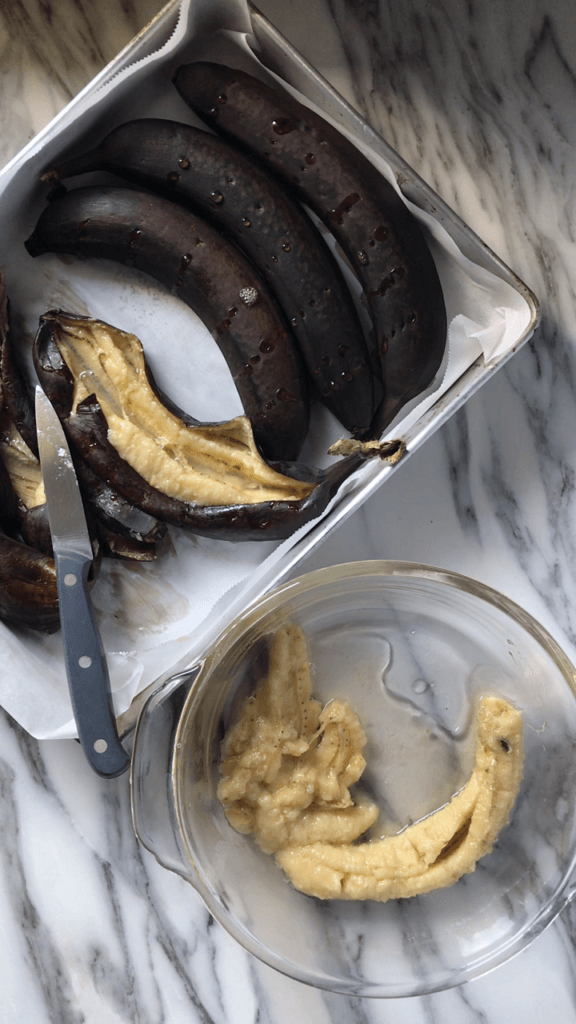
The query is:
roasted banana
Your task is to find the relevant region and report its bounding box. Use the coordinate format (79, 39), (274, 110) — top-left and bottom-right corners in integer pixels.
(0, 528), (59, 633)
(0, 277), (165, 559)
(25, 185), (310, 463)
(174, 62), (447, 434)
(33, 311), (359, 541)
(43, 118), (375, 435)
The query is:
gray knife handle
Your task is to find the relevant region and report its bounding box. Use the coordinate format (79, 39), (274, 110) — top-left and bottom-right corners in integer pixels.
(55, 552), (130, 778)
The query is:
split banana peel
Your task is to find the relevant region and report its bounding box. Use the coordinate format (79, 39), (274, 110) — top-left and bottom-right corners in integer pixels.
(33, 312), (359, 541)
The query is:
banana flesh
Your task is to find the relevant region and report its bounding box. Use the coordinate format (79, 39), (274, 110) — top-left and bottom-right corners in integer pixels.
(55, 315), (315, 507)
(0, 411), (45, 509)
(218, 624), (524, 901)
(278, 695), (523, 900)
(217, 623), (379, 855)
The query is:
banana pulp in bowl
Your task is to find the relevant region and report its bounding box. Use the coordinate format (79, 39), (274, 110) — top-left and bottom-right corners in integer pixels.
(131, 561), (576, 997)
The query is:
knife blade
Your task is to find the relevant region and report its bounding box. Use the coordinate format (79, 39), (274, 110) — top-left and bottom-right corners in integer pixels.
(35, 386), (130, 778)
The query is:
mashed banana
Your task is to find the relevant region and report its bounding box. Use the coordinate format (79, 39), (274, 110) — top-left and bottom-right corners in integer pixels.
(218, 624), (524, 901)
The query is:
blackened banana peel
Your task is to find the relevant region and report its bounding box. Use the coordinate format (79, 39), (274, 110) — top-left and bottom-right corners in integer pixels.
(43, 118), (375, 436)
(0, 283), (37, 454)
(0, 405), (103, 632)
(0, 277), (59, 632)
(0, 527), (59, 633)
(25, 185), (310, 463)
(0, 416), (59, 634)
(174, 62), (447, 435)
(0, 279), (165, 560)
(33, 311), (360, 542)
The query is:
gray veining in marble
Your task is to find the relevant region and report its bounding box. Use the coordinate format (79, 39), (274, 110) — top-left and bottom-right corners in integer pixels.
(2, 0), (576, 1020)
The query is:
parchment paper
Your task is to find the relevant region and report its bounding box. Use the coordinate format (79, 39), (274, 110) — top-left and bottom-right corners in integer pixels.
(0, 0), (534, 739)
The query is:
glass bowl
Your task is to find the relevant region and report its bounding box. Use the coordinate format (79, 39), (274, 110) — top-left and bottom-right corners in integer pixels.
(131, 561), (576, 997)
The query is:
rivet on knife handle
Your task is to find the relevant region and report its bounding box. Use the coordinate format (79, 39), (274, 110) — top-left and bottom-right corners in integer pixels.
(55, 551), (130, 778)
(35, 386), (130, 778)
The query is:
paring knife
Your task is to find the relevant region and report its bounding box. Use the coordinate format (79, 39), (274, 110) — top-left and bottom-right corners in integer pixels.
(35, 386), (130, 778)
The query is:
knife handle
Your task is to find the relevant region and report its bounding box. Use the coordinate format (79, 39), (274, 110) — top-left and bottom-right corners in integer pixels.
(55, 552), (130, 778)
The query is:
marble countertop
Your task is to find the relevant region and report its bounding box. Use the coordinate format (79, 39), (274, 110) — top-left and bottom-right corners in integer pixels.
(1, 0), (576, 1019)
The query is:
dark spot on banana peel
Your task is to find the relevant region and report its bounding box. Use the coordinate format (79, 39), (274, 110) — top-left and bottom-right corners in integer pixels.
(42, 118), (374, 436)
(25, 185), (309, 463)
(33, 311), (360, 542)
(173, 62), (447, 437)
(327, 193), (361, 226)
(272, 118), (296, 135)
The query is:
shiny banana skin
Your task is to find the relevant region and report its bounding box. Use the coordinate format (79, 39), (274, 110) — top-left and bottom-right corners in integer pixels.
(174, 62), (447, 435)
(0, 281), (37, 454)
(33, 313), (361, 542)
(43, 118), (375, 436)
(0, 278), (165, 558)
(0, 526), (60, 633)
(25, 185), (310, 463)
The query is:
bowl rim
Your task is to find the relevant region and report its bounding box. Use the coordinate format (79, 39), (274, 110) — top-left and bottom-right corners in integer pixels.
(171, 559), (576, 997)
